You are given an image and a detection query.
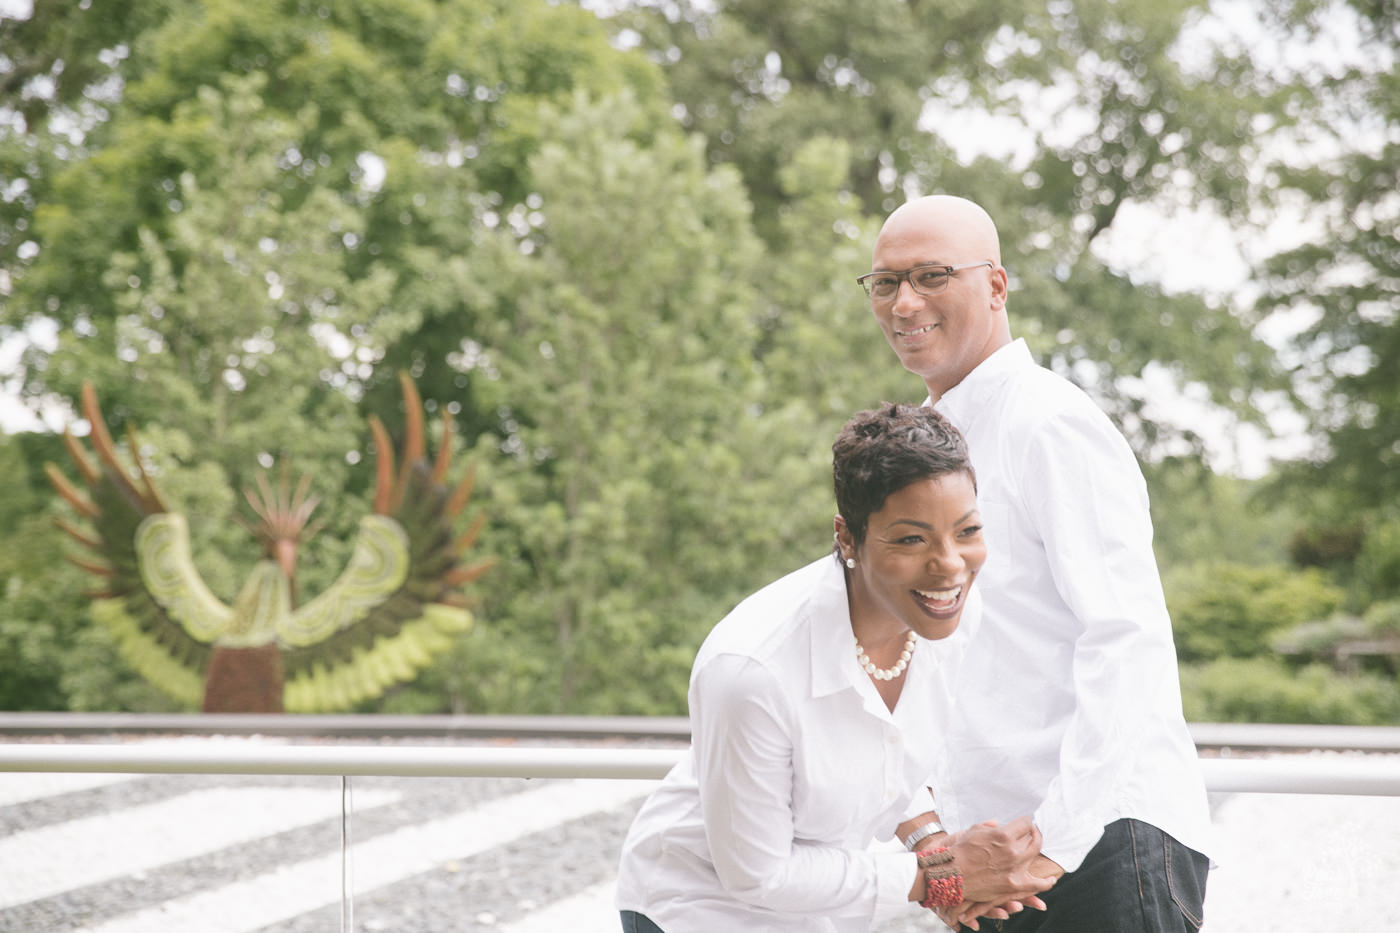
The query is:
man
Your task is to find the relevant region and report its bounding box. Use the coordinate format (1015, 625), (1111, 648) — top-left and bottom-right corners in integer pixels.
(865, 196), (1212, 932)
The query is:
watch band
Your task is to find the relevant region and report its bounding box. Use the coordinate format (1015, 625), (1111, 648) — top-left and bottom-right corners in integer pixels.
(903, 820), (946, 852)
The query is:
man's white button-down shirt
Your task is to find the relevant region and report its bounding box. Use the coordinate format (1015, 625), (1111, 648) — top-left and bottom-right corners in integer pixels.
(930, 339), (1213, 871)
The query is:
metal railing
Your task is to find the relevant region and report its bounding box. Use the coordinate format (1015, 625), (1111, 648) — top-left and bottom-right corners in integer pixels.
(2, 715), (1399, 796)
(4, 713), (1400, 750)
(1, 740), (1399, 796)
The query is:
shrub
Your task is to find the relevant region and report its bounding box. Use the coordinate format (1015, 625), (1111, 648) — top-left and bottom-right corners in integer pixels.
(1180, 657), (1400, 724)
(1166, 563), (1345, 661)
(1357, 518), (1400, 604)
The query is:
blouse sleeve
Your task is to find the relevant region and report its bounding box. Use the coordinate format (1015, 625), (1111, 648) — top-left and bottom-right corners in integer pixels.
(690, 652), (917, 925)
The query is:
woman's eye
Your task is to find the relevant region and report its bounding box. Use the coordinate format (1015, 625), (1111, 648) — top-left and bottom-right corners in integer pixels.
(960, 525), (983, 537)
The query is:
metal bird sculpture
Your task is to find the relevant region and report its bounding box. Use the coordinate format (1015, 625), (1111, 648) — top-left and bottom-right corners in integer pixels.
(45, 374), (493, 713)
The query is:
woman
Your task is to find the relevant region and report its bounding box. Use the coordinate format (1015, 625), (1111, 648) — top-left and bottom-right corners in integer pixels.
(616, 404), (1054, 932)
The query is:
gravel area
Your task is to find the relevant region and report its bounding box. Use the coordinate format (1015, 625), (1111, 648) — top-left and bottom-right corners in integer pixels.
(1, 740), (1397, 933)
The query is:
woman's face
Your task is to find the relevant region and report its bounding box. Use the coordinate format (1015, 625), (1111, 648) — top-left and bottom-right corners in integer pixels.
(842, 472), (986, 641)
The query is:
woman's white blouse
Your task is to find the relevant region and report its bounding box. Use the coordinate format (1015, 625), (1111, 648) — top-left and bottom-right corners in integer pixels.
(615, 556), (978, 933)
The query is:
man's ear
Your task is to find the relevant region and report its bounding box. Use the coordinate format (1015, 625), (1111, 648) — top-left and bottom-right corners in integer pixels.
(989, 265), (1009, 312)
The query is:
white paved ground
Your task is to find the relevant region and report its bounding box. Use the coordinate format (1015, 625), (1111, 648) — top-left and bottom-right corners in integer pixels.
(1, 752), (1397, 932)
(1202, 790), (1400, 931)
(72, 780), (649, 933)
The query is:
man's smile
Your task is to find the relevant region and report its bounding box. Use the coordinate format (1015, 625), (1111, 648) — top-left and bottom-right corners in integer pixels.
(895, 323), (937, 337)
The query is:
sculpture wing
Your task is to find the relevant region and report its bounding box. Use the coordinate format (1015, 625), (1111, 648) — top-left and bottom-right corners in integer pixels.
(282, 373), (492, 712)
(278, 514), (411, 646)
(45, 384), (219, 705)
(135, 514), (235, 642)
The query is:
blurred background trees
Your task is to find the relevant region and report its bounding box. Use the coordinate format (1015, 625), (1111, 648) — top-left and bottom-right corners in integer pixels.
(1, 0), (1396, 721)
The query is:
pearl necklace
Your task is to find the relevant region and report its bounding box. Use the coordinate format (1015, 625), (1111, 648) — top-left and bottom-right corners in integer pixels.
(855, 630), (917, 681)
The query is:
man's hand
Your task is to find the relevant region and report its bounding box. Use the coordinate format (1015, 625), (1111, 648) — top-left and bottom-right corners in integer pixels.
(945, 854), (1063, 930)
(947, 817), (1052, 900)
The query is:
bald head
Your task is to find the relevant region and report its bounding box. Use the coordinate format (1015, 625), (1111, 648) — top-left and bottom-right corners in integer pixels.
(867, 195), (1011, 401)
(874, 195), (1002, 268)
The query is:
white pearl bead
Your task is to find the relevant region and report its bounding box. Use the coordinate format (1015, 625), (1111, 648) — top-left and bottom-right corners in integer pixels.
(854, 632), (917, 681)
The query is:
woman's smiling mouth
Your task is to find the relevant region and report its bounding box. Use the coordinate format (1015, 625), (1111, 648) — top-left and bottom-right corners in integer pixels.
(913, 584), (964, 617)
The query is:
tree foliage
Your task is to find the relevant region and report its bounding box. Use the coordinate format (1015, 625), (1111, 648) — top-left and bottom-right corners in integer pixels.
(601, 0), (1287, 456)
(2, 0), (1397, 719)
(1252, 0), (1400, 512)
(439, 91), (841, 713)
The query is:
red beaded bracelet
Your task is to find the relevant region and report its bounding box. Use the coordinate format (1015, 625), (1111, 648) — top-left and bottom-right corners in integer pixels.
(915, 846), (964, 909)
(921, 871), (964, 909)
(916, 846), (955, 868)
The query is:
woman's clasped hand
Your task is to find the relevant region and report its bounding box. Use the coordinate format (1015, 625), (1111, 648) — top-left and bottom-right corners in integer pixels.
(914, 816), (1061, 930)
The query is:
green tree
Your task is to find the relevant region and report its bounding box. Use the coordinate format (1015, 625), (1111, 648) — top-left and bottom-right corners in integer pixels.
(1166, 561), (1345, 661)
(1145, 461), (1300, 570)
(0, 433), (76, 710)
(3, 0), (664, 429)
(595, 0), (1287, 456)
(438, 91), (802, 713)
(0, 0), (675, 711)
(1252, 0), (1399, 511)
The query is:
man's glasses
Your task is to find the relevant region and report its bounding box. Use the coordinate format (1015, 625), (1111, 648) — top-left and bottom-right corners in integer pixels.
(856, 261), (994, 301)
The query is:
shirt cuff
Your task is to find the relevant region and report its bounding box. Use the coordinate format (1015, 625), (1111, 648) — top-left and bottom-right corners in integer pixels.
(870, 850), (920, 926)
(1033, 805), (1103, 874)
(901, 787), (935, 824)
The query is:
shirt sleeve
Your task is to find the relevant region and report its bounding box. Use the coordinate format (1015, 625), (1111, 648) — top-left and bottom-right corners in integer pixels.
(1020, 406), (1183, 872)
(690, 653), (918, 925)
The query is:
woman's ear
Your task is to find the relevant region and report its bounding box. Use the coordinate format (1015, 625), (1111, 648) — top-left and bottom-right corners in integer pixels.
(833, 515), (855, 562)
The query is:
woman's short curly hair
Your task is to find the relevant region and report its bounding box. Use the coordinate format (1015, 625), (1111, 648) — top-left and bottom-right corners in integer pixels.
(832, 403), (975, 550)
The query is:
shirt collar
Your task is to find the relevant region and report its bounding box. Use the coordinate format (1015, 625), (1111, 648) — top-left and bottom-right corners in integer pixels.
(807, 556), (862, 698)
(931, 338), (1032, 428)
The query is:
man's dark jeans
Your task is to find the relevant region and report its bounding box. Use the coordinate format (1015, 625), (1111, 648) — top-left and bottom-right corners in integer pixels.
(988, 818), (1208, 933)
(619, 910), (666, 933)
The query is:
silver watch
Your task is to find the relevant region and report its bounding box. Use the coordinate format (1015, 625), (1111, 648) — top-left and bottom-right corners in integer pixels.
(903, 820), (946, 851)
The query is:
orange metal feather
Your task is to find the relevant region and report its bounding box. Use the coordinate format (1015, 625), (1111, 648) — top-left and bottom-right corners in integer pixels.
(62, 429), (100, 485)
(44, 463), (100, 518)
(397, 372), (426, 465)
(67, 554), (115, 578)
(369, 416), (395, 515)
(80, 383), (144, 505)
(125, 423), (169, 512)
(444, 557), (496, 587)
(389, 373), (425, 514)
(79, 383), (119, 462)
(55, 517), (103, 551)
(453, 512), (486, 554)
(430, 411), (454, 486)
(445, 464), (477, 519)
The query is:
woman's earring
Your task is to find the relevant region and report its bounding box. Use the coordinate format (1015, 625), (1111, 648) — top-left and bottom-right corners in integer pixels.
(845, 557), (856, 569)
